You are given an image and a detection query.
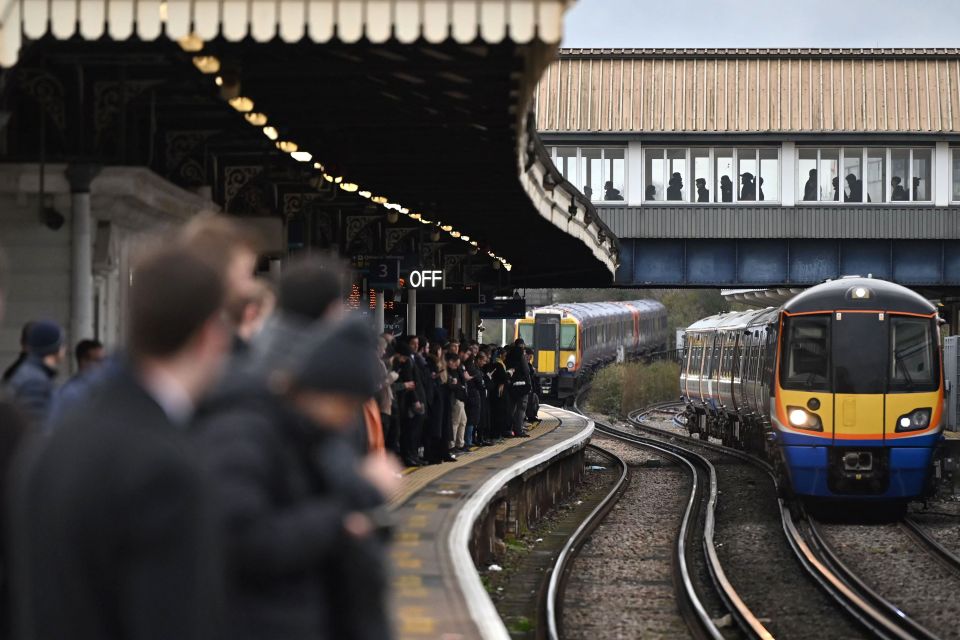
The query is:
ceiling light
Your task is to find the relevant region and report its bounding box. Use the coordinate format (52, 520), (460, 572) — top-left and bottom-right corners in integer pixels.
(193, 56), (221, 74)
(470, 240), (478, 246)
(461, 235), (470, 242)
(441, 225), (453, 232)
(291, 151), (313, 162)
(334, 176), (342, 184)
(262, 126), (278, 140)
(276, 141), (298, 153)
(244, 112), (268, 126)
(504, 263), (512, 271)
(371, 196), (388, 204)
(178, 34), (204, 52)
(323, 173), (334, 182)
(340, 182), (359, 192)
(400, 207), (409, 214)
(313, 162), (324, 170)
(420, 218), (431, 224)
(451, 231), (461, 238)
(409, 212), (421, 220)
(228, 96), (254, 112)
(214, 76), (224, 86)
(358, 190), (372, 198)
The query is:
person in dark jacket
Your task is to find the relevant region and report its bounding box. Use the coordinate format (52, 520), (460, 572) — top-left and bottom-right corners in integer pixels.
(460, 346), (483, 449)
(196, 316), (391, 640)
(485, 348), (512, 441)
(9, 246), (231, 640)
(2, 322), (33, 383)
(505, 340), (531, 437)
(6, 320), (66, 426)
(393, 337), (426, 466)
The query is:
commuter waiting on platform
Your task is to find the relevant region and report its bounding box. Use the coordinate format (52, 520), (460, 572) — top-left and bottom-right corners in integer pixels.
(739, 172), (756, 200)
(5, 320), (66, 426)
(667, 172), (683, 200)
(46, 338), (106, 428)
(2, 322), (33, 383)
(603, 180), (624, 201)
(696, 178), (709, 202)
(891, 176), (909, 200)
(720, 175), (734, 202)
(803, 168), (818, 200)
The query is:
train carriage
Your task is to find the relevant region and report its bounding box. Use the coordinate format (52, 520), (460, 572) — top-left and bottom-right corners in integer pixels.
(681, 277), (944, 501)
(516, 300), (668, 400)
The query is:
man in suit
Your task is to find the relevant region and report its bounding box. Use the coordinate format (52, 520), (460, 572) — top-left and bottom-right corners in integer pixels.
(9, 245), (232, 640)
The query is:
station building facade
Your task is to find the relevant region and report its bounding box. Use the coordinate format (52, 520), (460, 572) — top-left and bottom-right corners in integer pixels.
(534, 49), (960, 291)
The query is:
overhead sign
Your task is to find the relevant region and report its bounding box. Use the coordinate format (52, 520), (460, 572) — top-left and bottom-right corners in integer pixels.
(411, 286), (480, 305)
(408, 269), (444, 288)
(476, 297), (526, 319)
(368, 257), (400, 290)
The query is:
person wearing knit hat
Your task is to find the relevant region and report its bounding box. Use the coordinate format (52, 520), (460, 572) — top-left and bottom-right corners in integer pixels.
(5, 319), (65, 425)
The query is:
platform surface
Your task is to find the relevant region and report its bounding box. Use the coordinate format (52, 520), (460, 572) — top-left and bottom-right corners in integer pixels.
(388, 406), (593, 639)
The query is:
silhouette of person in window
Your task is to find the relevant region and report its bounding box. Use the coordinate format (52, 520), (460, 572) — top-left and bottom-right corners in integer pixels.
(645, 185), (657, 200)
(583, 185), (593, 200)
(832, 177), (840, 201)
(844, 174), (863, 203)
(604, 180), (624, 201)
(695, 178), (709, 203)
(666, 172), (683, 201)
(758, 177), (765, 202)
(739, 172), (756, 200)
(803, 168), (818, 201)
(912, 176), (922, 201)
(891, 176), (908, 201)
(720, 175), (733, 202)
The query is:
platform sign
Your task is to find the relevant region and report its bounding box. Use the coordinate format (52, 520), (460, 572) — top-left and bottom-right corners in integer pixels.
(412, 286), (480, 304)
(476, 297), (526, 319)
(368, 257), (400, 290)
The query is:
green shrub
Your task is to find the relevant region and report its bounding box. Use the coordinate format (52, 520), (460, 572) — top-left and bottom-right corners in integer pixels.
(587, 361), (680, 417)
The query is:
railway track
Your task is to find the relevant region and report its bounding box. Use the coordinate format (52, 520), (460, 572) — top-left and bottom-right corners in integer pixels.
(625, 403), (960, 640)
(563, 394), (773, 640)
(544, 444), (629, 640)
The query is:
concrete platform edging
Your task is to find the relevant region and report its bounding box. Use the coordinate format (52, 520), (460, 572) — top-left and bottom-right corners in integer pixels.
(446, 406), (595, 640)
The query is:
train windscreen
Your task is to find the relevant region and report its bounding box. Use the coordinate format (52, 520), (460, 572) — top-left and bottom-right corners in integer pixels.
(560, 325), (577, 350)
(780, 313), (939, 393)
(518, 324), (534, 345)
(889, 316), (938, 392)
(780, 315), (830, 391)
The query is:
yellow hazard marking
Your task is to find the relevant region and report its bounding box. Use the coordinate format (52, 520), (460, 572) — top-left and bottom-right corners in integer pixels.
(397, 607), (436, 635)
(407, 514), (429, 528)
(395, 531), (421, 546)
(415, 502), (438, 511)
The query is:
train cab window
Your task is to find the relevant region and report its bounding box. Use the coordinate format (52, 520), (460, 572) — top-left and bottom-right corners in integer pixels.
(519, 324), (534, 346)
(560, 325), (577, 350)
(889, 316), (938, 391)
(780, 316), (830, 391)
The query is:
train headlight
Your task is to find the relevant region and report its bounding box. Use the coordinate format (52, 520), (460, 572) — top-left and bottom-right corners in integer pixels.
(895, 408), (932, 432)
(566, 355), (576, 371)
(786, 406), (823, 431)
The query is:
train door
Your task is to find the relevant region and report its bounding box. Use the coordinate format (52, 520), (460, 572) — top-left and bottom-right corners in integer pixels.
(737, 332), (753, 415)
(831, 311), (886, 442)
(753, 329), (766, 414)
(533, 313), (561, 376)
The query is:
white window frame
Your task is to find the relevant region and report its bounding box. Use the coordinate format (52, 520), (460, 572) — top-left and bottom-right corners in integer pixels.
(796, 146), (934, 205)
(641, 146), (781, 205)
(548, 145), (628, 204)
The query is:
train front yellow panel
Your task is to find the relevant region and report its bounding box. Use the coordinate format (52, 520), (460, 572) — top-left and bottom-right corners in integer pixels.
(884, 391), (942, 440)
(832, 394), (884, 440)
(776, 388), (834, 438)
(537, 350), (556, 373)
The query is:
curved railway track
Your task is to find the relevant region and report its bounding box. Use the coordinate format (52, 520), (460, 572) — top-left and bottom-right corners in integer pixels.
(625, 402), (960, 640)
(560, 394), (773, 640)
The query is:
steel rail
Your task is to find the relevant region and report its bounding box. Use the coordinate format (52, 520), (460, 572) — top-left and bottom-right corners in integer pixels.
(901, 517), (960, 579)
(592, 420), (773, 640)
(624, 403), (940, 640)
(544, 444), (630, 640)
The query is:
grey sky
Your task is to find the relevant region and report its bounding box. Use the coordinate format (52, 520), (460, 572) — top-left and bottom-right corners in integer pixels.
(563, 0), (960, 49)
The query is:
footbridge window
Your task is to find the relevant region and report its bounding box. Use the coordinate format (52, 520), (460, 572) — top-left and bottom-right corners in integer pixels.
(643, 147), (780, 204)
(798, 147), (932, 204)
(547, 146), (626, 203)
(951, 148), (960, 203)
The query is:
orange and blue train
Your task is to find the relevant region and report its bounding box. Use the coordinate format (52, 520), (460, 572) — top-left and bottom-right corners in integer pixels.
(681, 277), (944, 500)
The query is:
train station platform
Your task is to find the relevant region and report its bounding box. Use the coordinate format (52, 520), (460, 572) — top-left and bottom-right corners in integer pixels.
(388, 405), (594, 639)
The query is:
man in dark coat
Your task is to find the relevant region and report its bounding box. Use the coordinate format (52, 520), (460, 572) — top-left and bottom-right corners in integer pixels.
(8, 246), (231, 640)
(6, 320), (66, 426)
(196, 316), (389, 640)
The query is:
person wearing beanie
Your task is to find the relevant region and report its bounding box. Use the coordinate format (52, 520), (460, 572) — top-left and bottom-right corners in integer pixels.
(5, 319), (65, 425)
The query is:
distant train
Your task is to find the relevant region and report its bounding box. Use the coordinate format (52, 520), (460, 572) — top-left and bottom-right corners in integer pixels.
(516, 300), (668, 400)
(681, 277), (943, 501)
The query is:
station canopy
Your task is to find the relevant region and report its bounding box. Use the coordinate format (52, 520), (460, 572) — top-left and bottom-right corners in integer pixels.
(0, 0), (620, 286)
